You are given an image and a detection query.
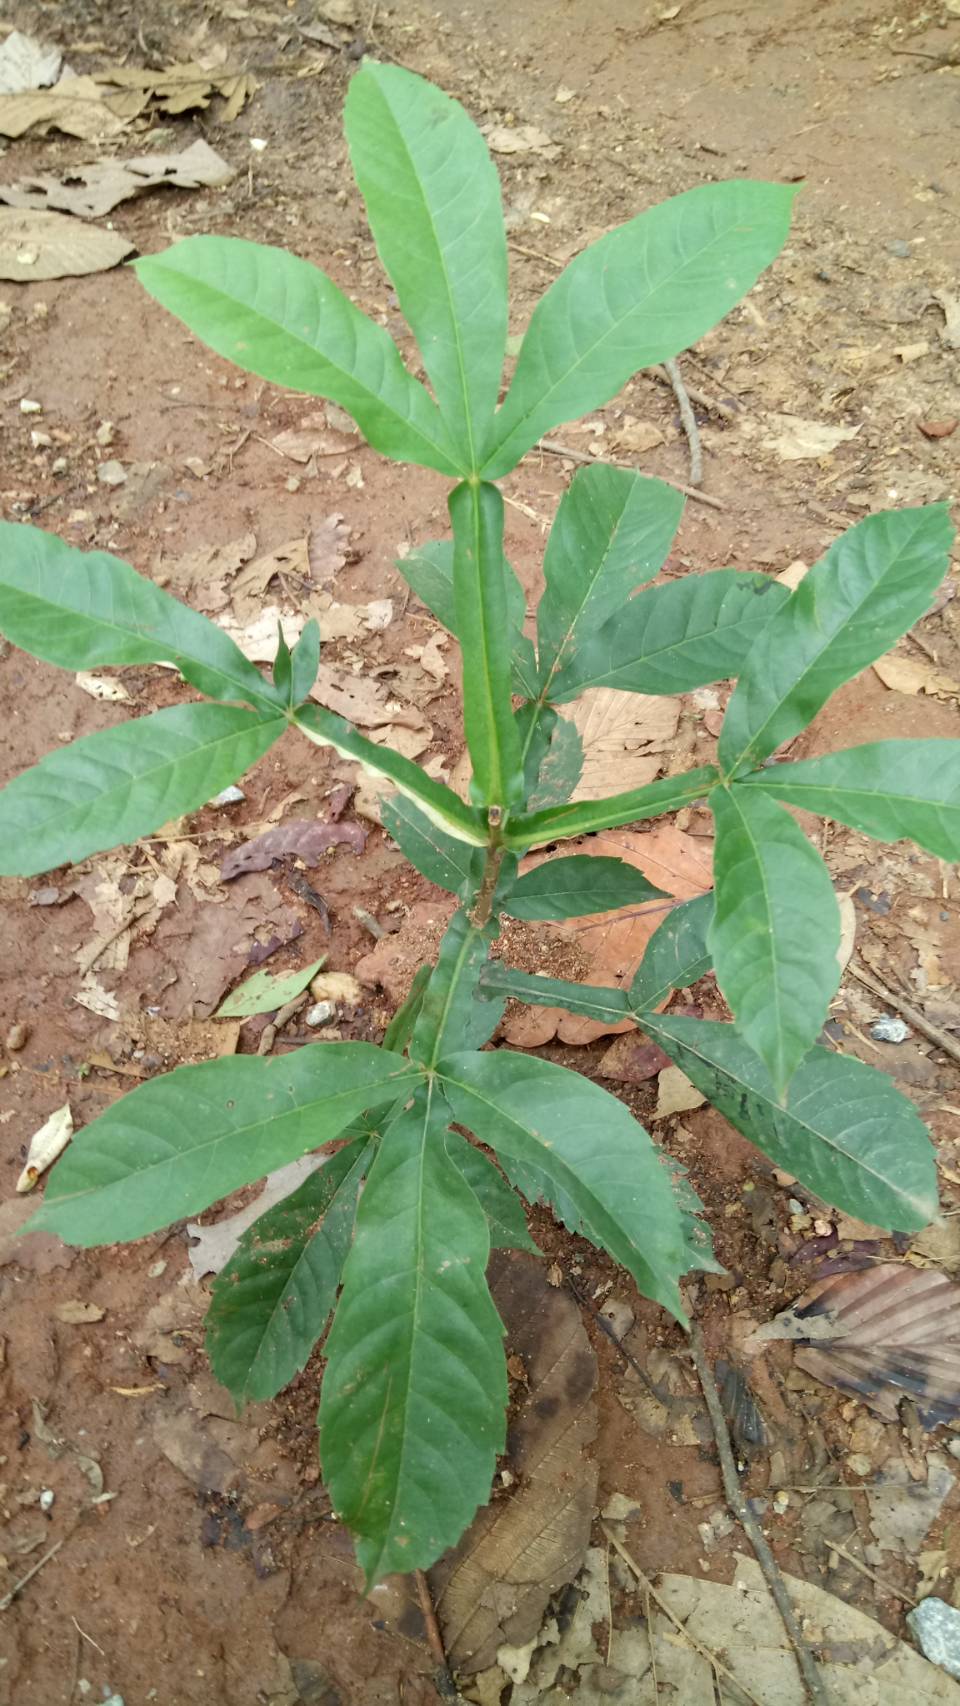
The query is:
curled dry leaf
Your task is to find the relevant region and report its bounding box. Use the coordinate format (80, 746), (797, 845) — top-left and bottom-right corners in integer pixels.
(0, 139), (233, 220)
(429, 1251), (598, 1673)
(75, 670), (132, 703)
(16, 1102), (73, 1192)
(748, 1265), (960, 1426)
(654, 1064), (706, 1118)
(502, 825), (713, 1047)
(873, 653), (960, 701)
(220, 817), (366, 880)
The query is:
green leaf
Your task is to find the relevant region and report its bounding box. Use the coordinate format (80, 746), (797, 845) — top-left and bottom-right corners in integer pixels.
(294, 704), (486, 846)
(133, 238), (461, 477)
(505, 765), (718, 850)
(507, 854), (666, 921)
(206, 1138), (371, 1406)
(480, 963), (632, 1026)
(383, 965), (432, 1053)
(439, 1050), (711, 1322)
(536, 467), (684, 686)
(272, 621), (293, 702)
(381, 793), (482, 895)
(320, 1086), (507, 1583)
(290, 618), (320, 704)
(214, 955), (326, 1019)
(709, 784), (840, 1093)
(450, 482), (524, 806)
(410, 909), (505, 1065)
(525, 711), (584, 811)
(444, 1128), (539, 1252)
(0, 521), (280, 711)
(719, 505), (955, 775)
(29, 1044), (422, 1246)
(398, 539), (537, 699)
(0, 703), (286, 878)
(637, 1014), (937, 1230)
(483, 180), (796, 477)
(629, 892), (714, 1010)
(346, 63), (507, 471)
(551, 571), (789, 701)
(739, 741), (960, 863)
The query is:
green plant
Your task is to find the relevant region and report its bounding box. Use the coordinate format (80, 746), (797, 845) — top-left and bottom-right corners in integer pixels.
(1, 62), (956, 1586)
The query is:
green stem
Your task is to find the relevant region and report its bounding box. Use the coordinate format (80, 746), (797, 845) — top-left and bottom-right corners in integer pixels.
(470, 840), (506, 929)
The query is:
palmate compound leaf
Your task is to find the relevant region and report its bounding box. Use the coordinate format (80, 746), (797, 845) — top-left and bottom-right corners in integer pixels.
(719, 504), (955, 775)
(739, 740), (960, 863)
(206, 1137), (373, 1406)
(534, 465), (685, 686)
(482, 179), (796, 478)
(709, 783), (840, 1094)
(550, 570), (790, 701)
(319, 1084), (508, 1584)
(133, 237), (462, 477)
(345, 63), (507, 471)
(0, 701), (286, 877)
(0, 521), (281, 711)
(636, 1014), (937, 1231)
(438, 1050), (718, 1325)
(28, 1044), (422, 1246)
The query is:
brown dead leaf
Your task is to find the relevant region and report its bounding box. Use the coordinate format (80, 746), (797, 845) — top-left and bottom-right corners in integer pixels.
(873, 654), (960, 701)
(918, 419), (958, 440)
(0, 208), (134, 281)
(93, 61), (257, 121)
(599, 1032), (672, 1083)
(934, 289), (960, 350)
(0, 75), (133, 141)
(161, 532), (257, 610)
(0, 138), (233, 219)
(760, 414), (862, 461)
(501, 826), (713, 1047)
(220, 816), (366, 879)
(269, 416), (358, 464)
(559, 687), (679, 801)
(0, 32), (62, 95)
(749, 1265), (960, 1427)
(53, 1299), (106, 1324)
(654, 1064), (706, 1118)
(430, 1252), (598, 1673)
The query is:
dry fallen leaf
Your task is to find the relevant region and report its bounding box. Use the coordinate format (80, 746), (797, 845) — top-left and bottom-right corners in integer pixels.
(268, 417), (359, 464)
(654, 1064), (706, 1119)
(53, 1299), (106, 1324)
(486, 123), (559, 157)
(934, 288), (960, 351)
(186, 1154), (326, 1278)
(0, 31), (62, 94)
(501, 825), (713, 1047)
(0, 208), (134, 281)
(0, 75), (132, 141)
(760, 413), (862, 461)
(16, 1103), (73, 1192)
(559, 687), (680, 800)
(0, 138), (233, 219)
(429, 1252), (598, 1673)
(75, 670), (132, 703)
(220, 817), (366, 880)
(873, 653), (960, 701)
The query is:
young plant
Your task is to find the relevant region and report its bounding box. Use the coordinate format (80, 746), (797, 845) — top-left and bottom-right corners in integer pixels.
(1, 63), (956, 1586)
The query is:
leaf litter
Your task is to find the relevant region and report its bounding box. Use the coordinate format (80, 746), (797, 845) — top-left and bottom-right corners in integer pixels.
(0, 208), (134, 281)
(220, 817), (366, 880)
(16, 1103), (73, 1193)
(0, 139), (234, 220)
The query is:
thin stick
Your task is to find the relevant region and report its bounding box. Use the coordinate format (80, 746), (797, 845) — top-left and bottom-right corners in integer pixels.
(650, 364), (738, 421)
(508, 239), (566, 270)
(537, 439), (725, 509)
(414, 1569), (459, 1701)
(662, 358), (704, 486)
(601, 1524), (768, 1706)
(0, 1535), (66, 1613)
(688, 1327), (830, 1706)
(848, 961), (960, 1068)
(644, 1587), (660, 1702)
(826, 1539), (916, 1606)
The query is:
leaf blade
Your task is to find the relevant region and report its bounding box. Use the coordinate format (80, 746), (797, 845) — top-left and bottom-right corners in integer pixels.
(505, 765), (718, 850)
(133, 237), (461, 476)
(0, 702), (286, 878)
(396, 539), (536, 695)
(629, 892), (714, 1010)
(719, 505), (955, 774)
(381, 793), (482, 895)
(739, 740), (960, 862)
(450, 482), (524, 807)
(29, 1045), (422, 1246)
(214, 954), (327, 1019)
(0, 521), (279, 710)
(320, 1086), (507, 1583)
(410, 908), (506, 1065)
(638, 1014), (936, 1230)
(507, 854), (666, 921)
(206, 1138), (371, 1405)
(444, 1129), (539, 1252)
(439, 1050), (713, 1321)
(480, 964), (632, 1026)
(709, 784), (840, 1092)
(483, 180), (796, 477)
(551, 571), (790, 701)
(346, 62), (507, 469)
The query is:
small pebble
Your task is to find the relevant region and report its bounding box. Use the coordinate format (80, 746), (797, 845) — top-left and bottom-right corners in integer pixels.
(773, 1490), (790, 1515)
(97, 460), (127, 487)
(887, 239), (912, 259)
(30, 429), (52, 448)
(39, 1489), (55, 1513)
(20, 397), (42, 413)
(846, 1453), (872, 1477)
(250, 137), (268, 151)
(208, 784), (245, 807)
(5, 1022), (29, 1051)
(871, 1014), (910, 1044)
(907, 1598), (960, 1680)
(51, 456), (68, 474)
(306, 1000), (336, 1027)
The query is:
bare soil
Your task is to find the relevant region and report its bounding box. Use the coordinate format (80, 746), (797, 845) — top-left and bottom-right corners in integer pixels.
(1, 1), (959, 1701)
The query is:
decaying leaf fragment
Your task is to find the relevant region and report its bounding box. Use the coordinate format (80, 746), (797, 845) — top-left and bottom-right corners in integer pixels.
(16, 1103), (73, 1192)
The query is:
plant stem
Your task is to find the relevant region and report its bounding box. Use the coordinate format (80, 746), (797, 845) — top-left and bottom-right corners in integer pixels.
(470, 839), (506, 929)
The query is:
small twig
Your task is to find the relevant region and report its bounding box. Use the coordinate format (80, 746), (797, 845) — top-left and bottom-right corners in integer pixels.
(508, 238), (567, 270)
(71, 1616), (106, 1655)
(848, 960), (960, 1067)
(0, 1534), (66, 1613)
(644, 1587), (660, 1702)
(537, 439), (725, 509)
(650, 364), (738, 421)
(825, 1539), (916, 1606)
(662, 357), (704, 487)
(688, 1326), (830, 1706)
(601, 1524), (768, 1706)
(76, 900), (152, 978)
(414, 1569), (460, 1701)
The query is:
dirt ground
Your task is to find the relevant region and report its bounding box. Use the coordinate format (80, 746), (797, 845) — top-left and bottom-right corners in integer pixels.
(1, 0), (960, 1701)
